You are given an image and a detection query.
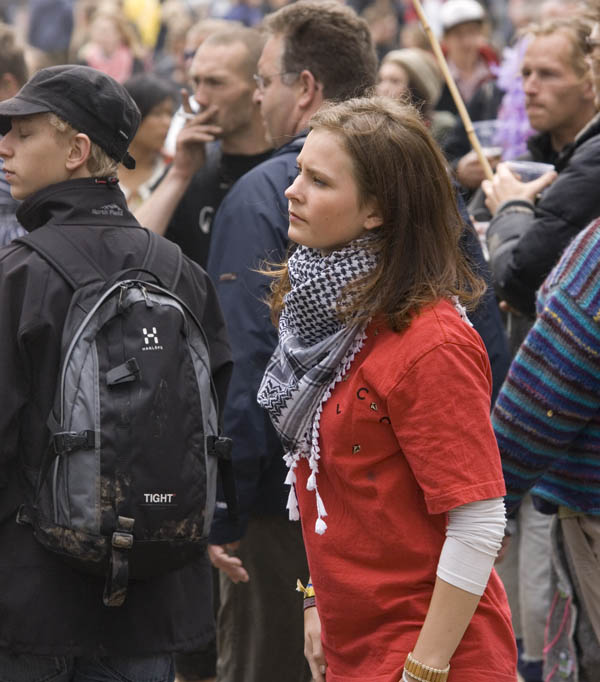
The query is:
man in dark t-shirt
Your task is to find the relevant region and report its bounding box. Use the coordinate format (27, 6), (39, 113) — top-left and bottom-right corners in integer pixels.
(136, 26), (271, 267)
(163, 141), (271, 266)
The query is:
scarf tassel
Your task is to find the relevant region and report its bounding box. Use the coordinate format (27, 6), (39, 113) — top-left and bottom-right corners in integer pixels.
(285, 467), (297, 486)
(315, 490), (327, 518)
(315, 517), (328, 535)
(287, 486), (300, 521)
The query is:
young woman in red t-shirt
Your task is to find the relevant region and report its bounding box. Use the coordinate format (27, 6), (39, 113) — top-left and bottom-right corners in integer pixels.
(257, 97), (516, 682)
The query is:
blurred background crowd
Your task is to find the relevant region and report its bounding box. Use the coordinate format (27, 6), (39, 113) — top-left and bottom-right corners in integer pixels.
(0, 0), (587, 201)
(0, 0), (580, 98)
(0, 0), (585, 197)
(1, 3), (599, 682)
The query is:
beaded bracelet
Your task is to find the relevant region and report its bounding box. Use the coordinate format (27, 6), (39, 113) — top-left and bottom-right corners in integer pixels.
(403, 652), (450, 682)
(303, 596), (317, 610)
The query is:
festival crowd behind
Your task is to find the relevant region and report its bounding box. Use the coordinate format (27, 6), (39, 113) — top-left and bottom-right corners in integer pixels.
(1, 1), (600, 682)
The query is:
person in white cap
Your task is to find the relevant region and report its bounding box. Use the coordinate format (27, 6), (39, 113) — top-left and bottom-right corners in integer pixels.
(436, 0), (498, 115)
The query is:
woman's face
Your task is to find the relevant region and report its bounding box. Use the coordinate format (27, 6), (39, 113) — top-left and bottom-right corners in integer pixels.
(284, 129), (381, 253)
(90, 16), (122, 54)
(134, 98), (175, 154)
(376, 62), (410, 99)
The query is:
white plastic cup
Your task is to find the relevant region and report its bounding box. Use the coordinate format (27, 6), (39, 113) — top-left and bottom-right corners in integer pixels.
(505, 160), (555, 182)
(472, 119), (505, 161)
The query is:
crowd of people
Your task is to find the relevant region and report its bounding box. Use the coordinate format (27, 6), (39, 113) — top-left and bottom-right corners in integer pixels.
(0, 1), (600, 682)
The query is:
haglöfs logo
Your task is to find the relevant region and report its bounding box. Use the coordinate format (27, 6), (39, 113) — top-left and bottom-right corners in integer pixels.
(142, 326), (163, 351)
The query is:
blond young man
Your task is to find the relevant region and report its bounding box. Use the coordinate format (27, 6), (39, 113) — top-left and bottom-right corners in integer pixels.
(0, 65), (231, 681)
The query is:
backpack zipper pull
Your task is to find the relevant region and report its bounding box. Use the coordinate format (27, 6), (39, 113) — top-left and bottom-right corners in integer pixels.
(117, 284), (129, 313)
(118, 282), (134, 311)
(140, 285), (154, 308)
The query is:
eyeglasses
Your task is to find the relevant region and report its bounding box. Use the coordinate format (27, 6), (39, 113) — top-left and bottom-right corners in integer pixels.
(253, 71), (299, 91)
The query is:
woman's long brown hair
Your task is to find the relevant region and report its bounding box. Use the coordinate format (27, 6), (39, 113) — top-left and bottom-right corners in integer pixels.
(267, 96), (485, 332)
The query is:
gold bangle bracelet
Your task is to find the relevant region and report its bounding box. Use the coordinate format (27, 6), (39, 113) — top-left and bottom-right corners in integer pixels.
(403, 652), (450, 682)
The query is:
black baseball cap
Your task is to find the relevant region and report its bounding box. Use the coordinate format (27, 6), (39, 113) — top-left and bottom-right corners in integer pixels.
(0, 65), (141, 169)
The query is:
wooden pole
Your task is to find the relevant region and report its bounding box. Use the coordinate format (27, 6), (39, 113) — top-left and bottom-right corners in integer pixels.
(411, 0), (494, 181)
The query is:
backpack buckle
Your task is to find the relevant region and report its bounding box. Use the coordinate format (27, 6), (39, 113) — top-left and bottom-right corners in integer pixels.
(52, 430), (95, 455)
(111, 516), (134, 549)
(112, 531), (134, 550)
(206, 435), (232, 460)
(104, 517), (135, 608)
(16, 505), (33, 526)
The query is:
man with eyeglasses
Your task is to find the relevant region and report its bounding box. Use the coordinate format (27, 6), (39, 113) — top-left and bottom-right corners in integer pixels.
(136, 26), (271, 268)
(204, 3), (376, 682)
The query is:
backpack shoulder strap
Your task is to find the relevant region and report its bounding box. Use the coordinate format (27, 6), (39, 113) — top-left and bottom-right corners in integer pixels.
(16, 225), (183, 291)
(141, 229), (183, 291)
(15, 225), (107, 289)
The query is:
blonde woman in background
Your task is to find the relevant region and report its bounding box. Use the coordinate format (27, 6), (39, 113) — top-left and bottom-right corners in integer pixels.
(77, 3), (146, 82)
(376, 47), (456, 144)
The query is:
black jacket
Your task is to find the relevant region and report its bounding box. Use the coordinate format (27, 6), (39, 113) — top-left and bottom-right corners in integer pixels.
(486, 113), (600, 316)
(458, 196), (510, 404)
(0, 177), (231, 655)
(207, 135), (306, 544)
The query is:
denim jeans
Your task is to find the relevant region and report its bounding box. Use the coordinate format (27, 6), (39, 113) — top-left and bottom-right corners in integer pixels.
(0, 651), (174, 682)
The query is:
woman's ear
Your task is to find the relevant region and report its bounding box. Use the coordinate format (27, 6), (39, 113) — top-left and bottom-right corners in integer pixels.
(66, 132), (92, 173)
(363, 200), (383, 230)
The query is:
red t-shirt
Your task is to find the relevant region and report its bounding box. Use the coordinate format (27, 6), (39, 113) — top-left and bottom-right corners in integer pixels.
(295, 301), (517, 682)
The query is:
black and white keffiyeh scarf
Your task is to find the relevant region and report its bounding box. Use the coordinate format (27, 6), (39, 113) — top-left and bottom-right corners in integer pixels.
(258, 238), (473, 535)
(257, 237), (377, 535)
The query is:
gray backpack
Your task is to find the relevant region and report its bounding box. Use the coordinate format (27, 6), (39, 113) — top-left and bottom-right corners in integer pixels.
(16, 226), (236, 606)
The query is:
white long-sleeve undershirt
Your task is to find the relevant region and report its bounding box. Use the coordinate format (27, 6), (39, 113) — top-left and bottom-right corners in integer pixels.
(436, 497), (506, 596)
(400, 499), (505, 681)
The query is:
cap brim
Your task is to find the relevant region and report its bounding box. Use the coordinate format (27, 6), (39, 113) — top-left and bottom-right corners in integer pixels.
(443, 13), (484, 31)
(121, 151), (136, 170)
(0, 95), (51, 134)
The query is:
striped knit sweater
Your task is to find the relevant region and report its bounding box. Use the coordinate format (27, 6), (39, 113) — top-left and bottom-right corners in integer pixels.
(492, 217), (600, 515)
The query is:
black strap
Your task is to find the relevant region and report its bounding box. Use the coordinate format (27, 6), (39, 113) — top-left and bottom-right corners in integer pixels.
(15, 225), (183, 292)
(103, 516), (135, 607)
(207, 436), (238, 521)
(15, 225), (107, 288)
(106, 358), (140, 386)
(142, 230), (183, 291)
